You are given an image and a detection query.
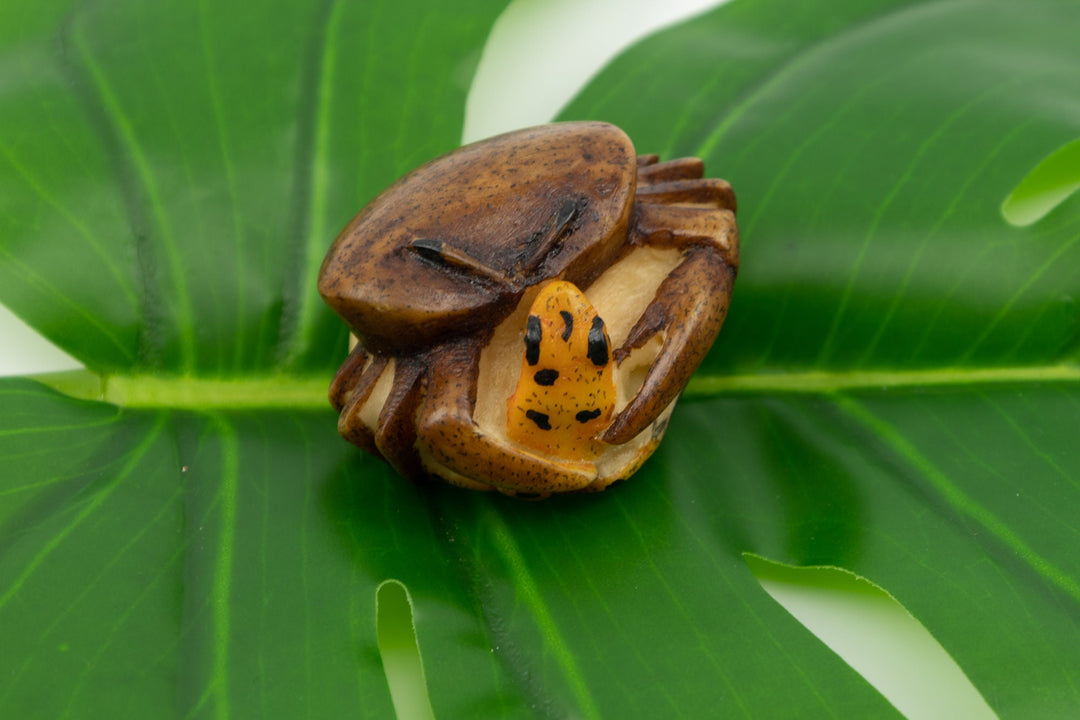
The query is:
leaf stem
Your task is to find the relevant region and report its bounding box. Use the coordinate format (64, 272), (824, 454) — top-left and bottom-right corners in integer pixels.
(685, 364), (1080, 396)
(28, 370), (333, 410)
(24, 363), (1080, 411)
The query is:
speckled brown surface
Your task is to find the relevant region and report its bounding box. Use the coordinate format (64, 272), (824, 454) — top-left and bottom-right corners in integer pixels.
(318, 121), (738, 495)
(318, 122), (636, 355)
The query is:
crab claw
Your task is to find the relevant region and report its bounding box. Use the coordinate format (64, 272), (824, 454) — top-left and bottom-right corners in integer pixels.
(601, 198), (738, 446)
(417, 338), (599, 495)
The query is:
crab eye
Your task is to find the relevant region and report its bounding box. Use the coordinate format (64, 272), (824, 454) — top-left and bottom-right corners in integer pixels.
(506, 280), (615, 461)
(516, 199), (581, 275)
(407, 238), (509, 286)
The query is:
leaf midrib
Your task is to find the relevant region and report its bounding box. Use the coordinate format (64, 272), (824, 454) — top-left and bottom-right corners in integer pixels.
(25, 363), (1080, 411)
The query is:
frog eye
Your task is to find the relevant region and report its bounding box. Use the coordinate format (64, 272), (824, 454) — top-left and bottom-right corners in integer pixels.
(587, 316), (609, 366)
(506, 280), (615, 461)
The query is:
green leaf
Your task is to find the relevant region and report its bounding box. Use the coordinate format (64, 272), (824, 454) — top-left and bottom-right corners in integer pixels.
(0, 380), (525, 718)
(0, 0), (508, 374)
(2, 0), (1080, 717)
(558, 0), (1080, 714)
(566, 0), (1080, 375)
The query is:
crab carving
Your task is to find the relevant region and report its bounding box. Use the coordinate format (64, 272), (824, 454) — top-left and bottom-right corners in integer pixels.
(318, 122), (738, 496)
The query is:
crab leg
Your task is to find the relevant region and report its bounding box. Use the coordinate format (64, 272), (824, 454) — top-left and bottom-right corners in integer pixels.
(333, 348), (426, 480)
(416, 338), (598, 495)
(329, 342), (371, 412)
(601, 202), (738, 445)
(335, 353), (387, 455)
(372, 358), (427, 480)
(630, 201), (739, 266)
(636, 178), (736, 211)
(637, 157), (705, 184)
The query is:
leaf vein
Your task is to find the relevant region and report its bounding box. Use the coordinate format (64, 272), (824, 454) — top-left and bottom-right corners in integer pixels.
(0, 412), (165, 614)
(835, 395), (1080, 606)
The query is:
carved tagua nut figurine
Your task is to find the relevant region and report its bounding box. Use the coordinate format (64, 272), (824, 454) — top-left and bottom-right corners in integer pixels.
(318, 122), (738, 497)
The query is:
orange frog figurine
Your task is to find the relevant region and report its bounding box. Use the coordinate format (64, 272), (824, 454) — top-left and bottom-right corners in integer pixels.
(506, 281), (616, 464)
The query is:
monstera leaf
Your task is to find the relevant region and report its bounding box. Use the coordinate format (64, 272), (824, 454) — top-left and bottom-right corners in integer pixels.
(3, 0), (1079, 717)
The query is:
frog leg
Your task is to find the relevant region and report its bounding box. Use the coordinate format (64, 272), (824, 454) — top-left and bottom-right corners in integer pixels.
(416, 338), (598, 495)
(601, 184), (738, 445)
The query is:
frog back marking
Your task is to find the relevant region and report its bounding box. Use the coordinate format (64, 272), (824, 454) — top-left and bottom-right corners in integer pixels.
(506, 280), (616, 461)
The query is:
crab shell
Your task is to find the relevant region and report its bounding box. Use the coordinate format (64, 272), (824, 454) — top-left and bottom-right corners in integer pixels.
(319, 123), (638, 355)
(318, 122), (738, 496)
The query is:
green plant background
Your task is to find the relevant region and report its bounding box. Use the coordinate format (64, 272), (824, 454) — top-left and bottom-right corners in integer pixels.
(3, 0), (1080, 717)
